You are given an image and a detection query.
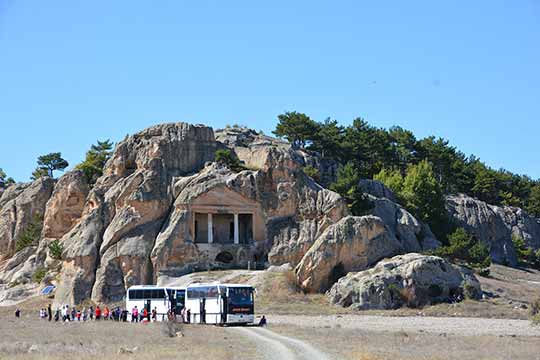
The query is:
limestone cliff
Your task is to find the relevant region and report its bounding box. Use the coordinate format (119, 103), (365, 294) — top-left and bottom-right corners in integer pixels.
(446, 193), (540, 266)
(0, 122), (538, 306)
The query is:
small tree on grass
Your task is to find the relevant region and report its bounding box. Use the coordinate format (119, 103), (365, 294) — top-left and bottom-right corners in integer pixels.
(512, 234), (538, 267)
(15, 214), (43, 252)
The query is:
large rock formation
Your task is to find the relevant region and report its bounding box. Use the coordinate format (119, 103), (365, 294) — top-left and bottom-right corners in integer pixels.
(358, 179), (440, 252)
(0, 177), (54, 258)
(446, 194), (540, 266)
(295, 216), (403, 292)
(56, 123), (217, 305)
(42, 170), (90, 240)
(328, 253), (482, 310)
(53, 122), (345, 305)
(8, 121), (534, 308)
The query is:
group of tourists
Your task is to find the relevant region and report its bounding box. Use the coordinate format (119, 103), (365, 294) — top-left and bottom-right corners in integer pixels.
(27, 303), (168, 323)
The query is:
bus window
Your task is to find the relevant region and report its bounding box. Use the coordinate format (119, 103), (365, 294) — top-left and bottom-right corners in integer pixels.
(187, 286), (219, 299)
(128, 289), (143, 300)
(228, 287), (253, 305)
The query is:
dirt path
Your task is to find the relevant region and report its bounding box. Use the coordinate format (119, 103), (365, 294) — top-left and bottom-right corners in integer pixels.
(268, 314), (540, 337)
(230, 327), (330, 360)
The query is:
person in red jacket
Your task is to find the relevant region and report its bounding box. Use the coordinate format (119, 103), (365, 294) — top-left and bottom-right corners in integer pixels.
(142, 308), (148, 322)
(95, 306), (102, 320)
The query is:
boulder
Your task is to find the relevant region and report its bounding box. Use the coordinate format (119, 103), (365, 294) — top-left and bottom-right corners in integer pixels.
(359, 179), (397, 202)
(367, 195), (440, 252)
(42, 170), (90, 240)
(446, 194), (540, 266)
(328, 253), (482, 309)
(295, 216), (403, 292)
(0, 177), (54, 258)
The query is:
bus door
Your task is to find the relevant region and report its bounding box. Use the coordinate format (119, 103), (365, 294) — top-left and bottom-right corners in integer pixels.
(144, 300), (151, 315)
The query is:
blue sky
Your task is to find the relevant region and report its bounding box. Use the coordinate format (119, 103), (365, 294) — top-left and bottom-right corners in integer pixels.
(1, 1), (539, 181)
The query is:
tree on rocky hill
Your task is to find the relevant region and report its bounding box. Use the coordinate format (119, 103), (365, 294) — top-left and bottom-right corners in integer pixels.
(0, 168), (15, 188)
(330, 162), (372, 216)
(31, 152), (69, 180)
(76, 139), (114, 184)
(214, 149), (245, 172)
(526, 184), (540, 218)
(273, 111), (319, 149)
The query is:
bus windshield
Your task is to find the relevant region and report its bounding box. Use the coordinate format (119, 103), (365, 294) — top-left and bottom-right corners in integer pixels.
(228, 287), (253, 305)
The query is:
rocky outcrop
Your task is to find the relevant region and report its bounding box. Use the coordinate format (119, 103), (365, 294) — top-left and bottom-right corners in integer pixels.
(328, 253), (482, 310)
(295, 216), (403, 292)
(55, 123), (217, 305)
(215, 126), (338, 187)
(359, 179), (397, 202)
(367, 195), (440, 252)
(446, 194), (540, 266)
(0, 177), (54, 258)
(42, 170), (90, 240)
(359, 180), (440, 252)
(216, 127), (347, 267)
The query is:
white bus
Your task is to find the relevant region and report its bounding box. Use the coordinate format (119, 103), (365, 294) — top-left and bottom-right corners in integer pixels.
(185, 283), (254, 325)
(125, 285), (186, 321)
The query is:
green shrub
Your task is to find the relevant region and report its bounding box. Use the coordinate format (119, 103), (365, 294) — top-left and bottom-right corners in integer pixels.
(462, 282), (480, 299)
(512, 234), (537, 267)
(302, 165), (320, 182)
(48, 240), (63, 260)
(531, 297), (540, 326)
(214, 149), (245, 172)
(15, 214), (43, 252)
(430, 227), (491, 268)
(32, 267), (47, 283)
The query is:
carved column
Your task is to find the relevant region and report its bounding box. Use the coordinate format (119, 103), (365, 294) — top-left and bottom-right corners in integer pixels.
(234, 213), (239, 244)
(207, 213), (213, 243)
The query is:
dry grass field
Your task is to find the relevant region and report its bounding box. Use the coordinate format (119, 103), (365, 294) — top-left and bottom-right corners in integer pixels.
(272, 324), (540, 360)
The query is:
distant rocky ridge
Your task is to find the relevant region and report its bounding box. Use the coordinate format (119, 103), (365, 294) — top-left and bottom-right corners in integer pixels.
(0, 123), (538, 306)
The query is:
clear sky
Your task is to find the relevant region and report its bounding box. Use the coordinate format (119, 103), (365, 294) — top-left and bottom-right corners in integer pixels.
(1, 1), (539, 181)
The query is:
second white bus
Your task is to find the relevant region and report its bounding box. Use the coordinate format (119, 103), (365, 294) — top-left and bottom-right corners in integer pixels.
(185, 283), (254, 325)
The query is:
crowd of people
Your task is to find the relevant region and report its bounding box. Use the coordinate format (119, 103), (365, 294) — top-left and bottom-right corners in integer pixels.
(16, 304), (266, 326)
(29, 304), (171, 323)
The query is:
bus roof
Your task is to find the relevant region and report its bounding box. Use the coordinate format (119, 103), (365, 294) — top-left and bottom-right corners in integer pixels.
(186, 282), (253, 289)
(127, 285), (166, 289)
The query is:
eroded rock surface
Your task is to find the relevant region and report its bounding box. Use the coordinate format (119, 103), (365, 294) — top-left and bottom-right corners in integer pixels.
(0, 177), (54, 258)
(55, 123), (217, 305)
(295, 216), (403, 292)
(446, 194), (540, 266)
(328, 253), (482, 309)
(42, 170), (90, 240)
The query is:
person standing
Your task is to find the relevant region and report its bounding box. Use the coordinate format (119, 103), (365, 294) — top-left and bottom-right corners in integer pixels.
(47, 304), (52, 321)
(89, 306), (94, 320)
(15, 308), (20, 318)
